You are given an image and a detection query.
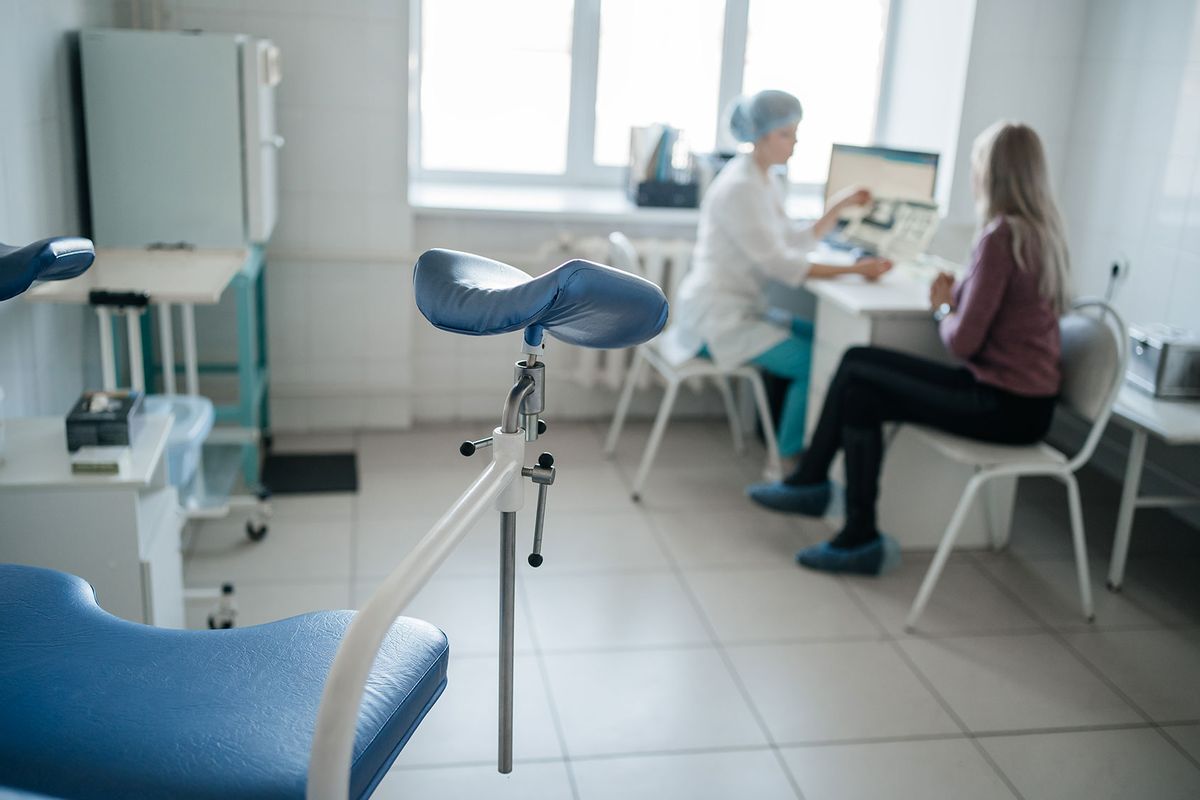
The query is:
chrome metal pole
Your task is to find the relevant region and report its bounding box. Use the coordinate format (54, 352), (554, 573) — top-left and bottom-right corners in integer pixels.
(501, 375), (535, 433)
(498, 374), (534, 775)
(498, 509), (517, 774)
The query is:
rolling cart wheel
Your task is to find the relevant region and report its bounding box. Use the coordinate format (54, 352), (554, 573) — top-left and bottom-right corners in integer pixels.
(246, 520), (269, 542)
(207, 614), (235, 630)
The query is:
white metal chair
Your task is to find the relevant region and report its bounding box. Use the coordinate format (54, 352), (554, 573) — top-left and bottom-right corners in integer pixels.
(603, 232), (782, 501)
(904, 299), (1127, 631)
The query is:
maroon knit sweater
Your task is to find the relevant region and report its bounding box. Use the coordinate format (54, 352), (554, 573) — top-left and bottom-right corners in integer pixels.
(939, 217), (1062, 397)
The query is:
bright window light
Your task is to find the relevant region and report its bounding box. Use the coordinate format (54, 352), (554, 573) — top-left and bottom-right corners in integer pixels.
(420, 0), (574, 174)
(743, 0), (888, 185)
(592, 0), (726, 167)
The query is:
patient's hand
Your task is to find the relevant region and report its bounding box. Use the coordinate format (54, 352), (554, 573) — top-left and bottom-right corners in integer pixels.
(855, 257), (893, 282)
(929, 271), (955, 308)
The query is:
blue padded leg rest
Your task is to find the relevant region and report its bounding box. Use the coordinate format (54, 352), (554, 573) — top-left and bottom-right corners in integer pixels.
(0, 564), (449, 800)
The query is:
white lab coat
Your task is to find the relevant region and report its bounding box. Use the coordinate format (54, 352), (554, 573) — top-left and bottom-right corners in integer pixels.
(659, 153), (817, 368)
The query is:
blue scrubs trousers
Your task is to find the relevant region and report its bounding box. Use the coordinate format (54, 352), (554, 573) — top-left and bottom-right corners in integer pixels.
(750, 317), (814, 457)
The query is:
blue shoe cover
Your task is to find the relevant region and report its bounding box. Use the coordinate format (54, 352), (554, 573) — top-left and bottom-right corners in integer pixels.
(746, 480), (832, 516)
(795, 534), (901, 576)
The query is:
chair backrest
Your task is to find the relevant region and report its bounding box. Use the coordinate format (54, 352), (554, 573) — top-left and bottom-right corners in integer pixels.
(1058, 298), (1127, 471)
(607, 232), (640, 274)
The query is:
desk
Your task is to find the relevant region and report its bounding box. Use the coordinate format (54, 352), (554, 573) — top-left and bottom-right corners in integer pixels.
(0, 415), (184, 627)
(804, 262), (1015, 549)
(25, 246), (270, 484)
(1106, 387), (1200, 589)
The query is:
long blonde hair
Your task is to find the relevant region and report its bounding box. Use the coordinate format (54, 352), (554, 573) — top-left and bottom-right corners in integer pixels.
(972, 122), (1070, 313)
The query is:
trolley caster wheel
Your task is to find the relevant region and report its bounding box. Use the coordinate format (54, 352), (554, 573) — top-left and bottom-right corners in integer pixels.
(246, 521), (269, 542)
(207, 614), (235, 630)
(1106, 580), (1122, 593)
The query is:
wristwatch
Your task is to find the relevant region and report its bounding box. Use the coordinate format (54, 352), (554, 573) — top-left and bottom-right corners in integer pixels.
(933, 302), (953, 322)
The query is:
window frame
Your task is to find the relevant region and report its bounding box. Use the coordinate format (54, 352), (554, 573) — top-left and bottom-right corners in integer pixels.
(409, 0), (894, 193)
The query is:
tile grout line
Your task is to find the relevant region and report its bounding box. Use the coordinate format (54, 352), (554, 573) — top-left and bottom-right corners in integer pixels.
(639, 504), (810, 800)
(967, 549), (1200, 777)
(517, 578), (582, 800)
(838, 568), (1028, 800)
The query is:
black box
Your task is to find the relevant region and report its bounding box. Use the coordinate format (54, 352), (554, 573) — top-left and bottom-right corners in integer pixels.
(632, 180), (699, 209)
(65, 390), (145, 452)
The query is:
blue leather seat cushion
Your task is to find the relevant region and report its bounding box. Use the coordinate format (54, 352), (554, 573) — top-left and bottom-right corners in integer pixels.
(0, 238), (93, 302)
(0, 565), (448, 799)
(413, 249), (669, 349)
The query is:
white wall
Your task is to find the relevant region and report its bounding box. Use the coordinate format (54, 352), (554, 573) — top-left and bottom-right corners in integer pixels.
(160, 0), (415, 430)
(875, 0), (977, 211)
(0, 0), (117, 417)
(945, 0), (1089, 226)
(1055, 0), (1200, 521)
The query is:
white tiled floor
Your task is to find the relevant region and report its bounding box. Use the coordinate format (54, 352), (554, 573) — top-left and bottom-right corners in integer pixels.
(185, 420), (1200, 799)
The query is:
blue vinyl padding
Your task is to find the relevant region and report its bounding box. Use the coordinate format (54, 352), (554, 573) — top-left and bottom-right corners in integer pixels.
(0, 564), (448, 800)
(0, 238), (94, 302)
(413, 249), (669, 349)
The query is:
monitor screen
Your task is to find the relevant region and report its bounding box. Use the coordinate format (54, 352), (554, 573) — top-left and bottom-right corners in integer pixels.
(824, 144), (939, 211)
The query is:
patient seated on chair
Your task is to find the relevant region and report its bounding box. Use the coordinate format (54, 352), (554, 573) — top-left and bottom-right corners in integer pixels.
(748, 122), (1070, 576)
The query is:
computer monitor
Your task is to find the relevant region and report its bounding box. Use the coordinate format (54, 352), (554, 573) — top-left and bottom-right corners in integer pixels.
(824, 144), (939, 210)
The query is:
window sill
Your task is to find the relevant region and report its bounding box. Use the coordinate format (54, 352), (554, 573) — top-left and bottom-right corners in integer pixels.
(409, 182), (823, 225)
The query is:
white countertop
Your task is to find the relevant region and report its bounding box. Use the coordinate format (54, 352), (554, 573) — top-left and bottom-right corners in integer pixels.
(1112, 385), (1200, 444)
(0, 415), (172, 489)
(24, 247), (246, 305)
(806, 256), (959, 318)
(410, 182), (825, 226)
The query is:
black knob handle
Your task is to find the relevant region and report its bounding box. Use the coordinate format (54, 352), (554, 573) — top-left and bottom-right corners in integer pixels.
(537, 419), (547, 435)
(538, 452), (554, 468)
(459, 441), (475, 456)
(527, 553), (544, 568)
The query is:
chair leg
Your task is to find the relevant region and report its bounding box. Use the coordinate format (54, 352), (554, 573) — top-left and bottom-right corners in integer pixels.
(717, 376), (745, 455)
(906, 472), (986, 631)
(746, 371), (782, 481)
(631, 378), (679, 501)
(1063, 472), (1095, 622)
(604, 348), (647, 456)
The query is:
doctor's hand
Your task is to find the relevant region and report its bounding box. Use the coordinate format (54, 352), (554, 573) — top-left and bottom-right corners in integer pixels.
(830, 185), (873, 211)
(929, 271), (955, 309)
(854, 257), (893, 282)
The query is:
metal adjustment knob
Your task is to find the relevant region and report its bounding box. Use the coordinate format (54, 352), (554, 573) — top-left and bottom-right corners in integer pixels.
(459, 436), (493, 456)
(523, 452), (556, 567)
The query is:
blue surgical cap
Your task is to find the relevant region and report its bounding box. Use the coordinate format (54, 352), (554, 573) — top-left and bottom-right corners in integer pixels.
(728, 90), (804, 143)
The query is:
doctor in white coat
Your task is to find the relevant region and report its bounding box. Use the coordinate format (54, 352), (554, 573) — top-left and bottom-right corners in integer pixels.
(660, 89), (892, 457)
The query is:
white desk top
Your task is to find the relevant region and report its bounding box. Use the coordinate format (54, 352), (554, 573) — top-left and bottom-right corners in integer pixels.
(1112, 386), (1200, 444)
(806, 257), (957, 318)
(0, 415), (171, 489)
(24, 247), (246, 305)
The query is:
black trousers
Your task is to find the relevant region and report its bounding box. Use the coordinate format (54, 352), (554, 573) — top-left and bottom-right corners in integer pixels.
(790, 346), (1057, 542)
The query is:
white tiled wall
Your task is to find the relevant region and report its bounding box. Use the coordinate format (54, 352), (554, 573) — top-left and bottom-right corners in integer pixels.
(161, 0), (414, 430)
(1060, 0), (1200, 329)
(1057, 0), (1200, 520)
(0, 0), (117, 417)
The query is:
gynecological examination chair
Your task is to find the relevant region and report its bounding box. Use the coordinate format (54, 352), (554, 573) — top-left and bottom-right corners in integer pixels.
(0, 239), (668, 799)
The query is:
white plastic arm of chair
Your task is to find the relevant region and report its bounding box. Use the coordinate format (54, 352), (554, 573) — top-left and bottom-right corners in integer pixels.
(306, 443), (524, 799)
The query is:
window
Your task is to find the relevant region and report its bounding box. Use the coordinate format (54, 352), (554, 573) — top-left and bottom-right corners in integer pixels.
(414, 0), (891, 190)
(592, 0), (726, 167)
(743, 0), (889, 185)
(418, 0), (574, 174)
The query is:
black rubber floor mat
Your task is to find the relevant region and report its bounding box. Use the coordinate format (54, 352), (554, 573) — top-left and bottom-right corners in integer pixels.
(261, 453), (358, 494)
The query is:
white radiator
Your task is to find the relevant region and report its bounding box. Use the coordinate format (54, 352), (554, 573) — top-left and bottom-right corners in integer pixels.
(537, 234), (694, 391)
